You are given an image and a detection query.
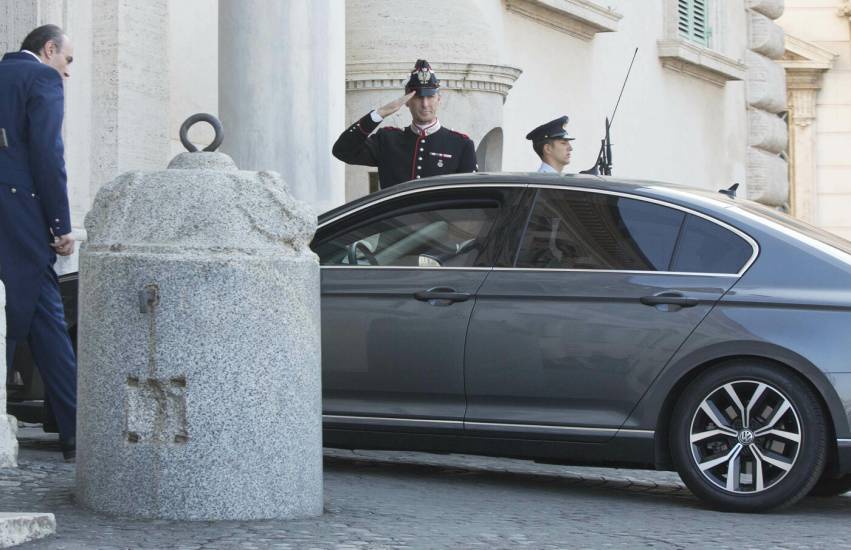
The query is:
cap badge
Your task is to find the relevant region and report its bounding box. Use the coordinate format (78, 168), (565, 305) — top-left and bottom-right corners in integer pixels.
(417, 68), (432, 85)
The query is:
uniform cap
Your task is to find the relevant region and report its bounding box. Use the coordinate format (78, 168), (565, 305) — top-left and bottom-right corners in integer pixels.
(405, 59), (440, 97)
(526, 116), (574, 142)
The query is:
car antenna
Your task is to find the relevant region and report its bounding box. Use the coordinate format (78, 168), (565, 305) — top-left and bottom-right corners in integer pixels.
(718, 183), (739, 199)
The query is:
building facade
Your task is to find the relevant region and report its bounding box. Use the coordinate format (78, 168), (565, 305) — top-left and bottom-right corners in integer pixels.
(0, 0), (793, 272)
(778, 1), (851, 240)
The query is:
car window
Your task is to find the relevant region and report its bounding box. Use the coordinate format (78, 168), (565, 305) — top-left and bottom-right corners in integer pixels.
(515, 189), (684, 271)
(671, 215), (752, 274)
(313, 198), (500, 268)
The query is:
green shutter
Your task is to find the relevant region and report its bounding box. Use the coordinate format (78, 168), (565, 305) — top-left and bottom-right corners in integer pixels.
(678, 0), (711, 47)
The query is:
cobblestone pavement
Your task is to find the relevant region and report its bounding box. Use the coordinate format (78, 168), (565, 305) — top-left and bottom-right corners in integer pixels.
(2, 427), (851, 549)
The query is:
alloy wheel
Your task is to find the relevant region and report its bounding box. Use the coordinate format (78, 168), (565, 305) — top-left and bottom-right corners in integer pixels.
(689, 379), (802, 494)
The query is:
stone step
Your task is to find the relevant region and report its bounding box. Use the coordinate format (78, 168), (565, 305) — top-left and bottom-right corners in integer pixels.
(0, 513), (56, 548)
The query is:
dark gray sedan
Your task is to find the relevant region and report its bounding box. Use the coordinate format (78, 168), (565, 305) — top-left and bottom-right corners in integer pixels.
(9, 172), (851, 512)
(312, 172), (851, 512)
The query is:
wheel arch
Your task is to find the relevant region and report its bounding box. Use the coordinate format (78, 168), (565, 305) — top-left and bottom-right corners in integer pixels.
(649, 346), (846, 471)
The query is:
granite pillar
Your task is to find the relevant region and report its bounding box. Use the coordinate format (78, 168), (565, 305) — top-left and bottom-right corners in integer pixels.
(76, 149), (323, 520)
(0, 281), (17, 468)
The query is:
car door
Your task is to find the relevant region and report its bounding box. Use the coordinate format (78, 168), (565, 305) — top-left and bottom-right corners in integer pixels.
(463, 186), (756, 442)
(312, 185), (525, 433)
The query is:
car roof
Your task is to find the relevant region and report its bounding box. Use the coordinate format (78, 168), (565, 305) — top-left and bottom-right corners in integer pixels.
(317, 172), (739, 223)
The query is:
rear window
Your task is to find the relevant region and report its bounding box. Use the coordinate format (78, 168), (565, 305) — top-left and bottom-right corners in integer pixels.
(672, 215), (753, 274)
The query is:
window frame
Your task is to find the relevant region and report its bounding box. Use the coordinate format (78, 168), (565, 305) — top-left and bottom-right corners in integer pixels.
(313, 184), (528, 270)
(657, 0), (746, 87)
(505, 185), (759, 277)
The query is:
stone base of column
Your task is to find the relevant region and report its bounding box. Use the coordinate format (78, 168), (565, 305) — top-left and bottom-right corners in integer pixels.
(0, 415), (17, 468)
(0, 513), (56, 548)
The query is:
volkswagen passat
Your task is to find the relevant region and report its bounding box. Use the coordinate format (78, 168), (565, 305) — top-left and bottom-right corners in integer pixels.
(9, 173), (851, 512)
(312, 173), (851, 512)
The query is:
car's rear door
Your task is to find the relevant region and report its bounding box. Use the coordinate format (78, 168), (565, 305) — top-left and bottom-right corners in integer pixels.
(463, 186), (756, 442)
(313, 184), (525, 433)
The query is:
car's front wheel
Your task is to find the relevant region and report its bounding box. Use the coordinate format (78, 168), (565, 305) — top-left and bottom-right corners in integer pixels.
(671, 362), (827, 512)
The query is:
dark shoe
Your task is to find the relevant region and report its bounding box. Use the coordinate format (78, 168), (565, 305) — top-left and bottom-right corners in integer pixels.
(61, 437), (75, 462)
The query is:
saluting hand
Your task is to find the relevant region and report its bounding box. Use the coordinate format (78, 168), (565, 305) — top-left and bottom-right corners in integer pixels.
(51, 233), (75, 256)
(377, 91), (416, 118)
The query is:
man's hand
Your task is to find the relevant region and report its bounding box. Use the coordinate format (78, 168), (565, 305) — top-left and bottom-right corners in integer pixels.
(376, 91), (416, 118)
(51, 233), (75, 256)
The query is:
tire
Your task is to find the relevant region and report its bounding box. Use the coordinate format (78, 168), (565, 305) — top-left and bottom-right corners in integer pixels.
(809, 473), (851, 497)
(670, 361), (827, 512)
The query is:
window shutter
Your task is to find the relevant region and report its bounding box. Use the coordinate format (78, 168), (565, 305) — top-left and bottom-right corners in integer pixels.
(677, 0), (711, 47)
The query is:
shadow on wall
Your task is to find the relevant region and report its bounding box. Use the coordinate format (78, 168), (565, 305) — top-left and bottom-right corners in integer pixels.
(477, 128), (503, 172)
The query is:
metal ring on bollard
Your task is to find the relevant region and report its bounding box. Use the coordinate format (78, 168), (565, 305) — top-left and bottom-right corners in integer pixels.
(179, 113), (224, 152)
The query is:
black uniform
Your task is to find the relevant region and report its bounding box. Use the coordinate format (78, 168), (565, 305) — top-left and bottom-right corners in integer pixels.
(332, 112), (478, 189)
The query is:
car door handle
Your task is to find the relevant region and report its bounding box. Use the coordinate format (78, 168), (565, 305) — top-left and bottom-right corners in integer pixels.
(414, 287), (472, 303)
(640, 292), (699, 308)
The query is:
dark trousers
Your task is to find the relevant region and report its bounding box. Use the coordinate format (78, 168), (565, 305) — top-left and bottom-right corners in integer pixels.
(5, 268), (77, 443)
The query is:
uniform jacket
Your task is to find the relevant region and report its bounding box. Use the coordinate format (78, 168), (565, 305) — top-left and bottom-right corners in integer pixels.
(332, 112), (478, 189)
(0, 51), (70, 340)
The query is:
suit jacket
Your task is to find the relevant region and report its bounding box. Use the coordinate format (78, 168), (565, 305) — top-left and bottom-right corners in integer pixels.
(332, 112), (478, 189)
(0, 51), (70, 340)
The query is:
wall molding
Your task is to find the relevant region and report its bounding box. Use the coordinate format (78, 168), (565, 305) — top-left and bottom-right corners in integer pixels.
(657, 39), (747, 87)
(346, 62), (523, 99)
(504, 0), (621, 40)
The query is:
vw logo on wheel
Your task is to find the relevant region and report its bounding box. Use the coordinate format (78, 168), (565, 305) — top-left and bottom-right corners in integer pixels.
(738, 429), (755, 446)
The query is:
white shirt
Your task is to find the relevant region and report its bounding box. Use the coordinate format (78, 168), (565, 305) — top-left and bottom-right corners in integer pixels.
(21, 50), (42, 63)
(537, 162), (560, 174)
(370, 110), (441, 135)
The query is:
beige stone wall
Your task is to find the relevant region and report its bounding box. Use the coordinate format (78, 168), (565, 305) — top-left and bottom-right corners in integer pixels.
(779, 2), (851, 239)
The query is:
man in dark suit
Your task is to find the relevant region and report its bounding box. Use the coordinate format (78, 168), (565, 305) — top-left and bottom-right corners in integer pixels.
(0, 24), (77, 461)
(332, 59), (478, 190)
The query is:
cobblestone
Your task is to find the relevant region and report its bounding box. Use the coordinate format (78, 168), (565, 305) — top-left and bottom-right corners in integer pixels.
(2, 428), (851, 549)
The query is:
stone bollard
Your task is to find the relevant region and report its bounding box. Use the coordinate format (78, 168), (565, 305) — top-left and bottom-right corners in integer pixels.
(75, 119), (322, 520)
(0, 279), (19, 468)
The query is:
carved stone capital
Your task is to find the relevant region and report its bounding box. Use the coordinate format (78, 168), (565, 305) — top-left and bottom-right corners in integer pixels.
(788, 88), (818, 127)
(346, 62), (523, 99)
(839, 1), (851, 20)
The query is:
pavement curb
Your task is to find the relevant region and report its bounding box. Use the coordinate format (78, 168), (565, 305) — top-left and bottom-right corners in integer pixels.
(0, 512), (56, 548)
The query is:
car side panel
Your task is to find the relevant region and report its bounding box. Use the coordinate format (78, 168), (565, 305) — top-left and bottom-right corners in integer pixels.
(623, 305), (851, 440)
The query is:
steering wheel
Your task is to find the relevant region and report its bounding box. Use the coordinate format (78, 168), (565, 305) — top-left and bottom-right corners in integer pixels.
(346, 241), (379, 266)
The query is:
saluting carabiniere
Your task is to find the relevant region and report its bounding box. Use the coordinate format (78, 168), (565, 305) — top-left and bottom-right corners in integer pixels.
(332, 59), (478, 190)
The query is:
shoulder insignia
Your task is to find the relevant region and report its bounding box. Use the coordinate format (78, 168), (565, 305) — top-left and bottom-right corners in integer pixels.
(448, 129), (470, 140)
(381, 126), (403, 132)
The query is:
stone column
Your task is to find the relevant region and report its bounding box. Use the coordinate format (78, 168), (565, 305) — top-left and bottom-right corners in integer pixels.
(0, 0), (65, 53)
(778, 33), (836, 223)
(787, 83), (821, 223)
(218, 0), (346, 214)
(0, 281), (17, 468)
